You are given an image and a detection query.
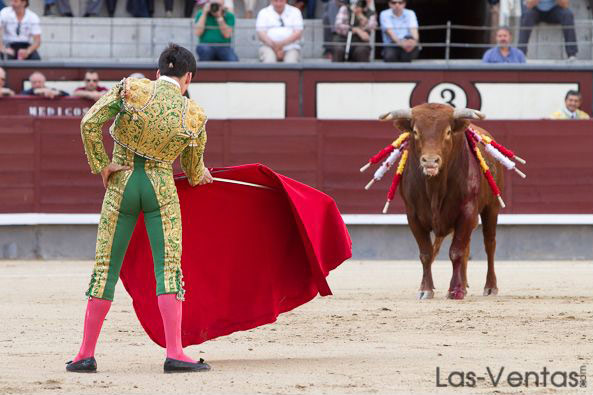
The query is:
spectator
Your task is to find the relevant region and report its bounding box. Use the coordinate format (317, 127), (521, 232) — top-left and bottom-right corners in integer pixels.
(518, 0), (578, 60)
(22, 71), (68, 98)
(550, 90), (590, 119)
(0, 0), (41, 60)
(379, 0), (419, 63)
(73, 70), (108, 101)
(256, 0), (304, 63)
(332, 0), (376, 62)
(482, 26), (526, 63)
(194, 0), (239, 61)
(0, 66), (15, 96)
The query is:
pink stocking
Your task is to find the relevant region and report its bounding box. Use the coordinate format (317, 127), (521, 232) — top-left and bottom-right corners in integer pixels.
(72, 297), (112, 362)
(157, 294), (195, 363)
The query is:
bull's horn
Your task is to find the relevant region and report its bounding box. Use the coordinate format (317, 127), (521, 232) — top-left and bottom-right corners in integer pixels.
(379, 109), (412, 121)
(453, 108), (486, 120)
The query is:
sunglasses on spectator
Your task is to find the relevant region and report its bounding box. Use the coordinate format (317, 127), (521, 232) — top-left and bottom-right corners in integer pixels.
(389, 0), (404, 4)
(85, 79), (98, 82)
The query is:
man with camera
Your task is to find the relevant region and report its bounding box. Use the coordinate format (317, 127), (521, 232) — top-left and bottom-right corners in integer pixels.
(194, 0), (239, 62)
(379, 0), (419, 62)
(332, 0), (376, 62)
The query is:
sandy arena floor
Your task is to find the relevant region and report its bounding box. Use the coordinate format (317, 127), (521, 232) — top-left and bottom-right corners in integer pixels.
(0, 260), (591, 394)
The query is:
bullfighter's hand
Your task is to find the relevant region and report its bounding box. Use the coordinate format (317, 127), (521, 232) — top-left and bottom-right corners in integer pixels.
(199, 168), (213, 185)
(101, 163), (131, 189)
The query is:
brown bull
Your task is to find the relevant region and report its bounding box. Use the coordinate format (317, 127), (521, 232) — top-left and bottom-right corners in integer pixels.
(380, 103), (503, 300)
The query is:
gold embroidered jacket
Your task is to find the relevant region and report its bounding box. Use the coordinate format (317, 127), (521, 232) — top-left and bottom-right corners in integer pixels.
(81, 77), (208, 186)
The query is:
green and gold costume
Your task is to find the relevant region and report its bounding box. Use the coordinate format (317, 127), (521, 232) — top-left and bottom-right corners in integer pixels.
(81, 76), (207, 301)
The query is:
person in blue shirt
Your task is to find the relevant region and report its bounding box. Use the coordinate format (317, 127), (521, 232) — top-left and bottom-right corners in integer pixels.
(518, 0), (578, 60)
(379, 0), (419, 62)
(482, 26), (526, 63)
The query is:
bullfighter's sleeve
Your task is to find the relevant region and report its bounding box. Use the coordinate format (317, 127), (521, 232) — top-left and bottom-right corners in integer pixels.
(180, 101), (208, 187)
(80, 81), (124, 174)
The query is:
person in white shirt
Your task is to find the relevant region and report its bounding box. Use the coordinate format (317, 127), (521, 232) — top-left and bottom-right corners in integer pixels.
(255, 0), (304, 63)
(379, 0), (419, 62)
(0, 0), (41, 60)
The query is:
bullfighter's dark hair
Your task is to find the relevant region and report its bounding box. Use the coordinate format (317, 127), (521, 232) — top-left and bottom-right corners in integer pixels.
(158, 44), (197, 78)
(565, 90), (581, 100)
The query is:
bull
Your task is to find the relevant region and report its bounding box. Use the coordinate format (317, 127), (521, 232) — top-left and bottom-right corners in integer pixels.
(379, 103), (503, 300)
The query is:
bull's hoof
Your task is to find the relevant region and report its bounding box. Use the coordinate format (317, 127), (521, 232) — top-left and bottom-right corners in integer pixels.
(483, 287), (499, 296)
(447, 289), (466, 300)
(417, 290), (434, 300)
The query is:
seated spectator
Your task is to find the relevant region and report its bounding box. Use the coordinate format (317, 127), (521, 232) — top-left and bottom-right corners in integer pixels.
(256, 0), (304, 63)
(518, 0), (578, 60)
(549, 90), (590, 119)
(482, 26), (526, 63)
(332, 0), (376, 62)
(22, 71), (68, 99)
(0, 66), (15, 96)
(0, 0), (41, 60)
(194, 0), (239, 62)
(379, 0), (419, 63)
(73, 70), (108, 101)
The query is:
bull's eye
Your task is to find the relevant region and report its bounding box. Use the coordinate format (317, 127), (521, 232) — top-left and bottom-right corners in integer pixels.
(412, 129), (420, 140)
(445, 129), (452, 139)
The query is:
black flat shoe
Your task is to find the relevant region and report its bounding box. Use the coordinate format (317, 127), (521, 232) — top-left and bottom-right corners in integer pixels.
(66, 357), (97, 373)
(163, 358), (211, 373)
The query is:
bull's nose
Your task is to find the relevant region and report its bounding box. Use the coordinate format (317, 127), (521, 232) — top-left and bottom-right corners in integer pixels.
(420, 155), (441, 166)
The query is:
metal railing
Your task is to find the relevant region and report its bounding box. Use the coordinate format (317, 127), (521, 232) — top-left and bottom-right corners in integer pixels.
(5, 19), (591, 61)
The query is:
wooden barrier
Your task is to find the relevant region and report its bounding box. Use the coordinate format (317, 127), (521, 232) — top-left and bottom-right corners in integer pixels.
(0, 112), (591, 214)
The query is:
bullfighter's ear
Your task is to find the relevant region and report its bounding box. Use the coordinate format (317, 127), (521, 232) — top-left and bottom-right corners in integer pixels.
(452, 119), (470, 133)
(395, 119), (413, 134)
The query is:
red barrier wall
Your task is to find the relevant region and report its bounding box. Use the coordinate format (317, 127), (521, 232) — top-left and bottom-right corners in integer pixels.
(1, 113), (591, 214)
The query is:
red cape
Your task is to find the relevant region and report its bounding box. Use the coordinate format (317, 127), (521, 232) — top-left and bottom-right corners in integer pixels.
(119, 164), (352, 347)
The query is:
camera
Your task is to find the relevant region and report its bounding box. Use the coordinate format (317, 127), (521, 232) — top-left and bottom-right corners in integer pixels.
(209, 3), (220, 14)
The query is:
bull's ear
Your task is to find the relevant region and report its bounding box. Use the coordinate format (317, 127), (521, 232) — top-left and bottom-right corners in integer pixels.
(395, 119), (413, 133)
(452, 119), (470, 133)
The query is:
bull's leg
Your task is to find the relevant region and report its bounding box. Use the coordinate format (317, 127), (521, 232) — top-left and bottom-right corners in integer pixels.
(408, 217), (435, 300)
(448, 214), (476, 300)
(480, 206), (499, 296)
(461, 245), (470, 290)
